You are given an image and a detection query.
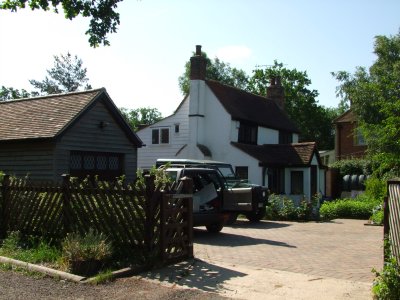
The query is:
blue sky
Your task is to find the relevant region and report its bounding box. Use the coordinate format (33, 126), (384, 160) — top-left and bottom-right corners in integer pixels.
(0, 0), (399, 116)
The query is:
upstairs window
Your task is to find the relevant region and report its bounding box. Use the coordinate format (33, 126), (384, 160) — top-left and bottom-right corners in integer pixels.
(279, 131), (293, 144)
(238, 122), (257, 144)
(152, 128), (170, 144)
(354, 128), (366, 146)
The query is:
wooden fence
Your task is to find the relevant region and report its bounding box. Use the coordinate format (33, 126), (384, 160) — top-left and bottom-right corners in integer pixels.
(384, 179), (400, 265)
(0, 174), (193, 265)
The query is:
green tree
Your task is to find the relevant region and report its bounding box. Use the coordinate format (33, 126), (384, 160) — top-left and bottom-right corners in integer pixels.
(178, 52), (249, 95)
(248, 61), (338, 149)
(120, 107), (163, 131)
(0, 0), (122, 47)
(0, 86), (30, 101)
(30, 52), (92, 96)
(333, 31), (400, 176)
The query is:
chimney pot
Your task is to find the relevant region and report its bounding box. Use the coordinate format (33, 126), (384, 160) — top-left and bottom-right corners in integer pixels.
(195, 45), (202, 56)
(190, 45), (206, 81)
(267, 75), (285, 110)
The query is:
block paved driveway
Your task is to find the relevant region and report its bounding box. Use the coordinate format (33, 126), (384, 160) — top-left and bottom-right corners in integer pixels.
(193, 219), (383, 283)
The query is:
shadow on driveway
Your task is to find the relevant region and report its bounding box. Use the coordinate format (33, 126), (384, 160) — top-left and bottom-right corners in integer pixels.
(231, 220), (292, 229)
(194, 228), (296, 248)
(140, 259), (246, 293)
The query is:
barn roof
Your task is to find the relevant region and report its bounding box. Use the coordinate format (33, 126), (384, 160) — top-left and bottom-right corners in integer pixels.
(0, 88), (143, 146)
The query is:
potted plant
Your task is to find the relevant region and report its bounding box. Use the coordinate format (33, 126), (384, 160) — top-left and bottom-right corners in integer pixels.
(62, 229), (112, 277)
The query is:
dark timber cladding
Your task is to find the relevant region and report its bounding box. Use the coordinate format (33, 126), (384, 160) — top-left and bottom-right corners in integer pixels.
(0, 88), (143, 182)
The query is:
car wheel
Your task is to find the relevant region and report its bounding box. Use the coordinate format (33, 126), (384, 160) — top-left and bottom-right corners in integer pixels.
(226, 213), (238, 225)
(205, 222), (224, 233)
(245, 207), (266, 223)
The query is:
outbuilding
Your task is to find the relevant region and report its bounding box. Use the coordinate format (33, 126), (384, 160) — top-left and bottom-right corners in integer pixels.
(0, 88), (143, 181)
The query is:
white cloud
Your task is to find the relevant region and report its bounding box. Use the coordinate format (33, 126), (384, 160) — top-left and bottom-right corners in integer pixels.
(215, 45), (252, 63)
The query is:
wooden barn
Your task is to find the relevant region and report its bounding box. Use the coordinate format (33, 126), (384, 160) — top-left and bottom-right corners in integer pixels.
(0, 88), (143, 182)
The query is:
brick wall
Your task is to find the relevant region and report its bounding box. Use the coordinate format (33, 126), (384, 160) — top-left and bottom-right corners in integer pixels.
(335, 122), (367, 160)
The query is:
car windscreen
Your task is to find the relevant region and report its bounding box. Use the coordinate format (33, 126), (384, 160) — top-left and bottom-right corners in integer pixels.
(165, 170), (178, 182)
(217, 165), (236, 179)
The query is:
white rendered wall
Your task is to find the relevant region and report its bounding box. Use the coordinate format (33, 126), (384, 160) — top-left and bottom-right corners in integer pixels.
(137, 97), (190, 169)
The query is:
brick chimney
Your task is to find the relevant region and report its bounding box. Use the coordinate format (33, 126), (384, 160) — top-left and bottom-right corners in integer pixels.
(267, 76), (285, 110)
(190, 45), (206, 80)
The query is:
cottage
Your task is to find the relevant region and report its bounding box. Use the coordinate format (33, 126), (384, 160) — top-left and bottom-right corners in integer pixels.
(137, 46), (326, 201)
(0, 88), (143, 181)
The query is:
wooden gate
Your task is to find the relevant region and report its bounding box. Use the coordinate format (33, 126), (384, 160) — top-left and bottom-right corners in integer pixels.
(384, 179), (400, 264)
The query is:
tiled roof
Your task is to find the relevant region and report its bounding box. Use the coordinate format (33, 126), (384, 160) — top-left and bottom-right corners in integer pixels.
(231, 142), (320, 167)
(0, 89), (102, 141)
(333, 109), (355, 123)
(206, 80), (300, 133)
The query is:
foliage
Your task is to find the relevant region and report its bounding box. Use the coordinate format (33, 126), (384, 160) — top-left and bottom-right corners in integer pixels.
(332, 31), (400, 177)
(30, 52), (92, 96)
(135, 165), (172, 191)
(266, 194), (319, 221)
(62, 229), (112, 262)
(372, 241), (400, 300)
(0, 86), (30, 101)
(119, 107), (163, 131)
(369, 205), (384, 225)
(0, 231), (61, 264)
(319, 196), (379, 221)
(329, 158), (373, 177)
(365, 177), (387, 202)
(0, 0), (122, 47)
(247, 61), (339, 149)
(178, 51), (249, 95)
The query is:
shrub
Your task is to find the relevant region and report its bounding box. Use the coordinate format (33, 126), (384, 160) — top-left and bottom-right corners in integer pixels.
(329, 158), (373, 177)
(266, 194), (318, 221)
(365, 177), (387, 202)
(320, 198), (377, 221)
(372, 241), (400, 300)
(62, 229), (112, 262)
(369, 203), (384, 225)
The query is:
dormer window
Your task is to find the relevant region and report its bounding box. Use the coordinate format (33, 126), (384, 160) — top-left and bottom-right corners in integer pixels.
(279, 131), (293, 144)
(238, 122), (257, 144)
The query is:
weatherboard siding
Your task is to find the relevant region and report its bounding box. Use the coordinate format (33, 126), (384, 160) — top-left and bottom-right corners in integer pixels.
(0, 142), (56, 181)
(55, 100), (138, 181)
(137, 97), (190, 169)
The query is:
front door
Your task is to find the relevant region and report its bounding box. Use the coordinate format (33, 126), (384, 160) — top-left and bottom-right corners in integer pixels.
(311, 166), (317, 196)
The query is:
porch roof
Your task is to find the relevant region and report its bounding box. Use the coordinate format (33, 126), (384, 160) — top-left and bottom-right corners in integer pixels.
(231, 142), (322, 167)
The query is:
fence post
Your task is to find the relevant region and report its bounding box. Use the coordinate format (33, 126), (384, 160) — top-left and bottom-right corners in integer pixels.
(0, 174), (10, 239)
(181, 177), (194, 259)
(160, 193), (167, 263)
(62, 174), (71, 236)
(144, 174), (156, 255)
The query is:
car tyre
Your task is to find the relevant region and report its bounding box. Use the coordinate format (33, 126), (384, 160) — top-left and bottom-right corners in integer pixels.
(245, 207), (266, 223)
(205, 222), (224, 233)
(226, 213), (238, 225)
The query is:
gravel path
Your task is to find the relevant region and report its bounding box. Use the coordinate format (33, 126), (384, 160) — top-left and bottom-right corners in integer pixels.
(0, 270), (229, 300)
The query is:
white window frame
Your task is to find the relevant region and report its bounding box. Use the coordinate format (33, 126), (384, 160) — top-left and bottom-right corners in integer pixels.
(151, 127), (170, 144)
